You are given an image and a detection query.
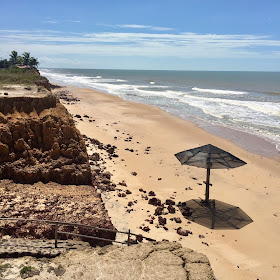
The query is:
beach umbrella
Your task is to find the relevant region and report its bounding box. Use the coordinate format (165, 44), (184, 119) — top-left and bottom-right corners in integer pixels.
(174, 144), (247, 202)
(178, 199), (253, 229)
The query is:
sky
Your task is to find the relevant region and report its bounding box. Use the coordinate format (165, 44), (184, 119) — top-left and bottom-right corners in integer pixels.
(0, 0), (280, 71)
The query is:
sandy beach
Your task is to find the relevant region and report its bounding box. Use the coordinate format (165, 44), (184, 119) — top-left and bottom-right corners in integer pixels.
(55, 85), (280, 280)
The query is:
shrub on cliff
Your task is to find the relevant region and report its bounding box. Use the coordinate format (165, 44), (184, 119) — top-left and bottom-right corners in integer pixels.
(0, 68), (48, 85)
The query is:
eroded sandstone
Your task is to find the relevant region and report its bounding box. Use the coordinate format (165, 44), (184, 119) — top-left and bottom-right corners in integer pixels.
(0, 90), (91, 185)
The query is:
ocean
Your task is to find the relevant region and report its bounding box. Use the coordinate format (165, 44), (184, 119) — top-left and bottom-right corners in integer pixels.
(40, 68), (280, 156)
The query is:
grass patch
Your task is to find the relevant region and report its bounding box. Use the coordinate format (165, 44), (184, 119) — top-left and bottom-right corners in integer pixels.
(0, 263), (11, 274)
(20, 266), (33, 276)
(0, 68), (48, 85)
(20, 265), (40, 278)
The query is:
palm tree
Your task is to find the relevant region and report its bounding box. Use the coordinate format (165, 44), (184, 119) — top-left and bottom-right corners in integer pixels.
(22, 52), (30, 66)
(9, 50), (18, 65)
(17, 56), (24, 66)
(28, 57), (39, 68)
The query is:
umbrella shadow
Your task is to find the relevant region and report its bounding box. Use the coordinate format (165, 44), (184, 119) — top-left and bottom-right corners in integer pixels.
(178, 199), (253, 230)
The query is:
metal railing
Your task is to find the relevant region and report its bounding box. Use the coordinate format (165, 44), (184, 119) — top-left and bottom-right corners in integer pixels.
(0, 217), (155, 248)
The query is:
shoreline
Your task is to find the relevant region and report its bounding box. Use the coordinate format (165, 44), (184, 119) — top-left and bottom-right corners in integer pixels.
(54, 85), (280, 280)
(49, 79), (280, 160)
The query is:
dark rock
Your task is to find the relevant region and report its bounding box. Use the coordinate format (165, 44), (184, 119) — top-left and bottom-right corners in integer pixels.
(118, 192), (126, 197)
(136, 234), (143, 242)
(119, 181), (127, 187)
(177, 227), (192, 236)
(148, 191), (156, 196)
(167, 205), (176, 214)
(154, 206), (164, 216)
(141, 226), (150, 232)
(148, 197), (162, 206)
(174, 217), (182, 223)
(131, 172), (137, 176)
(181, 207), (193, 217)
(158, 216), (166, 226)
(165, 199), (175, 205)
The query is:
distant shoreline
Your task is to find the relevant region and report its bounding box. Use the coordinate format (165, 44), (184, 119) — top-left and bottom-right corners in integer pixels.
(50, 80), (280, 160)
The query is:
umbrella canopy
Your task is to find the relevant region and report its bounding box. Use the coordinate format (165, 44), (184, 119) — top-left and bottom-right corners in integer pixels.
(175, 144), (247, 169)
(178, 199), (253, 229)
(175, 144), (247, 202)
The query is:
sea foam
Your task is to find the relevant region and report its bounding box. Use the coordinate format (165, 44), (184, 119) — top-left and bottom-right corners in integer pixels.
(192, 87), (247, 95)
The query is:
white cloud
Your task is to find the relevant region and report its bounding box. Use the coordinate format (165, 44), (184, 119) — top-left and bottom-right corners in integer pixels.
(99, 23), (174, 31)
(65, 20), (81, 23)
(42, 20), (57, 24)
(0, 29), (279, 61)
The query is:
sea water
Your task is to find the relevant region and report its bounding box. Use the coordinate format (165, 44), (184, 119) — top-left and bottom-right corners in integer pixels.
(40, 69), (280, 156)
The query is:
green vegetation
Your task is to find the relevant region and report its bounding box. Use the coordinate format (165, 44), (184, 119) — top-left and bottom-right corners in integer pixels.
(20, 266), (33, 276)
(20, 266), (40, 278)
(0, 68), (48, 85)
(0, 263), (11, 274)
(0, 50), (39, 69)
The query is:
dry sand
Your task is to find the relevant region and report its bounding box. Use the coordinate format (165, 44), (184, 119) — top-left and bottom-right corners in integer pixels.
(55, 86), (280, 280)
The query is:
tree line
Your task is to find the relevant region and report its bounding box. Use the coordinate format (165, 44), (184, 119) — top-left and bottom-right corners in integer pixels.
(0, 51), (39, 69)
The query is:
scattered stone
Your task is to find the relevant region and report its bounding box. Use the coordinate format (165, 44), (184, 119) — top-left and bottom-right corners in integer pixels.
(131, 172), (137, 176)
(177, 227), (192, 236)
(174, 217), (182, 223)
(125, 190), (132, 195)
(167, 204), (176, 214)
(136, 234), (143, 242)
(158, 216), (167, 226)
(119, 181), (127, 187)
(154, 206), (164, 216)
(148, 191), (156, 196)
(141, 226), (150, 232)
(141, 195), (148, 200)
(118, 192), (126, 197)
(165, 199), (175, 205)
(148, 197), (162, 206)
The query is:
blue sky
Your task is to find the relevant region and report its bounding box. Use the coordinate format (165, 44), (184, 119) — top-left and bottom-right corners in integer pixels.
(0, 0), (280, 71)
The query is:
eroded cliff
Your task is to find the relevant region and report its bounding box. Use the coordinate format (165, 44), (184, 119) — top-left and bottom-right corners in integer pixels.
(0, 87), (92, 185)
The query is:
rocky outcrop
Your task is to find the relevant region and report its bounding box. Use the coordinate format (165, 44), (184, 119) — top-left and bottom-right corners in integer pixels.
(0, 241), (215, 279)
(0, 94), (92, 185)
(0, 180), (116, 246)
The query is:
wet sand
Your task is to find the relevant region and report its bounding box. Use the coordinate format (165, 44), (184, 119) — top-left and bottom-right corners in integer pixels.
(55, 86), (280, 280)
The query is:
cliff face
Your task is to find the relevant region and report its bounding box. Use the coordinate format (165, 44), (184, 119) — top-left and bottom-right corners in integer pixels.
(0, 90), (92, 185)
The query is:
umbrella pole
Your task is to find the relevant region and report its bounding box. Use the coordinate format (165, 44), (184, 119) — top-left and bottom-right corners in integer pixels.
(205, 168), (210, 202)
